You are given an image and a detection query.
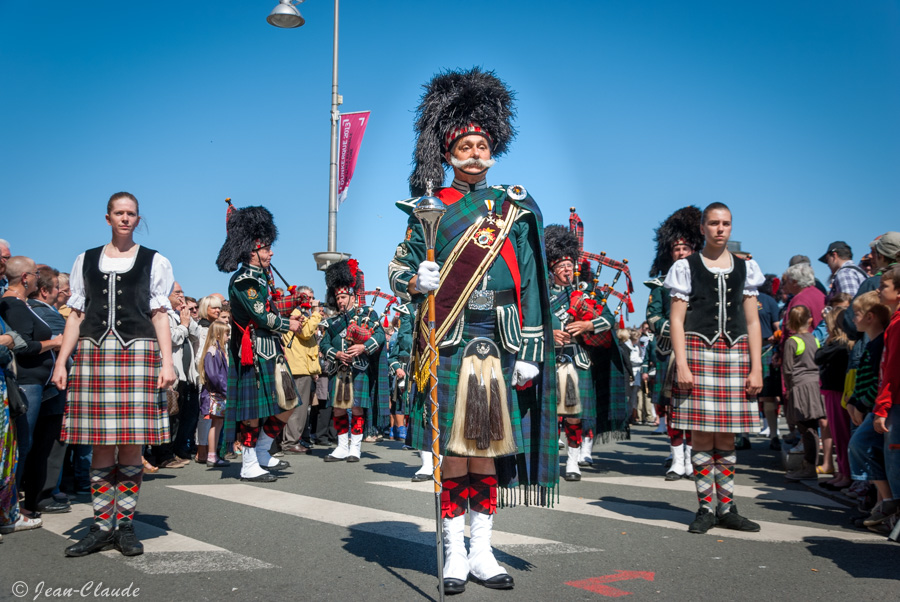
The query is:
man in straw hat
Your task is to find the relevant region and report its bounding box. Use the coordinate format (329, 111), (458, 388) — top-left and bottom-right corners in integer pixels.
(388, 67), (558, 594)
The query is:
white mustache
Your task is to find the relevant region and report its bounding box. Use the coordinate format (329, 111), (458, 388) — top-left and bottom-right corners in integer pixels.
(449, 156), (495, 171)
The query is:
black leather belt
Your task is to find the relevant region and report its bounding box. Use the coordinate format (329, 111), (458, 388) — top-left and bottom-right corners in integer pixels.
(466, 289), (517, 311)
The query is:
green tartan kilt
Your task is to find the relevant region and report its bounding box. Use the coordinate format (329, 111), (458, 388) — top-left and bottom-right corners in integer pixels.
(410, 311), (522, 456)
(655, 354), (672, 406)
(225, 352), (281, 423)
(556, 361), (598, 434)
(326, 364), (375, 410)
(589, 344), (630, 441)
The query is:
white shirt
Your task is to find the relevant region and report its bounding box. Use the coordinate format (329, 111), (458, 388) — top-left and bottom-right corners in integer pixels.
(68, 247), (174, 313)
(663, 255), (764, 303)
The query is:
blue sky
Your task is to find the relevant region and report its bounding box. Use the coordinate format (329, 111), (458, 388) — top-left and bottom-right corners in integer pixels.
(2, 1), (898, 321)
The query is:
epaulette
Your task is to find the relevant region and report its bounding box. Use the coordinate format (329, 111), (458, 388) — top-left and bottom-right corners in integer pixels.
(644, 277), (665, 290)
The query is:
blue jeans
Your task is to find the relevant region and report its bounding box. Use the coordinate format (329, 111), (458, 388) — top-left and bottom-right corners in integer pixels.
(14, 383), (43, 489)
(849, 412), (885, 481)
(884, 404), (900, 496)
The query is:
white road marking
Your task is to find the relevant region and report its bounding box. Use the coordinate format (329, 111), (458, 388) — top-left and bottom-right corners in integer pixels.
(373, 480), (884, 543)
(38, 504), (275, 574)
(170, 484), (599, 555)
(579, 475), (847, 508)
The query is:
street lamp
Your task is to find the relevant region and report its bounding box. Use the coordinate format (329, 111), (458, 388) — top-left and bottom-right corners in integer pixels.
(268, 0), (349, 271)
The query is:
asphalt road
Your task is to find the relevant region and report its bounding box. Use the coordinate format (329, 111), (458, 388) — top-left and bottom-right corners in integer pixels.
(1, 425), (896, 601)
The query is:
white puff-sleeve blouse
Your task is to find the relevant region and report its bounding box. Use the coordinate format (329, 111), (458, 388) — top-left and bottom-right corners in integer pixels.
(68, 247), (175, 313)
(663, 256), (764, 303)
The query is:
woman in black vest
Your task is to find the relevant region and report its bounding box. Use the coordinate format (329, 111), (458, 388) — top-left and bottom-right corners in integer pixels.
(52, 192), (177, 557)
(665, 202), (764, 535)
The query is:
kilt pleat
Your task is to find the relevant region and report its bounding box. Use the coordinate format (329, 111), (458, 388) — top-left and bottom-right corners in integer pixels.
(670, 335), (756, 433)
(410, 312), (522, 456)
(326, 365), (375, 410)
(63, 337), (169, 446)
(555, 363), (597, 434)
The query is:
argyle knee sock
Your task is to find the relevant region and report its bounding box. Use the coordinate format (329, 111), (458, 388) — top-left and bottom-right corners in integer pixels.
(468, 473), (498, 516)
(239, 422), (260, 448)
(692, 450), (716, 512)
(333, 413), (350, 436)
(262, 416), (286, 441)
(91, 465), (117, 531)
(116, 464), (143, 524)
(350, 414), (365, 436)
(564, 421), (583, 448)
(713, 449), (736, 515)
(440, 474), (469, 519)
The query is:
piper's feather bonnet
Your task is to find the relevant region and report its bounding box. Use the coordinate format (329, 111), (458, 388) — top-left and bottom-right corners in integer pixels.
(215, 205), (278, 273)
(649, 206), (703, 277)
(409, 67), (517, 196)
(544, 225), (580, 269)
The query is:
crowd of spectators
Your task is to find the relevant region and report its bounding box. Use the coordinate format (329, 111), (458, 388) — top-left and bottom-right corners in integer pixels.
(1, 230), (899, 542)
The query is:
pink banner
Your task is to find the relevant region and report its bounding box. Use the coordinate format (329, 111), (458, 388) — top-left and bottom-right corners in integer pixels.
(338, 111), (370, 206)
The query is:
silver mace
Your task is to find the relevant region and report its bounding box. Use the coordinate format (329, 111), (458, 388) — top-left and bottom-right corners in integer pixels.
(414, 181), (447, 601)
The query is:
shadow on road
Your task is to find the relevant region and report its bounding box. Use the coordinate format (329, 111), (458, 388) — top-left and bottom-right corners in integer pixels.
(803, 537), (899, 579)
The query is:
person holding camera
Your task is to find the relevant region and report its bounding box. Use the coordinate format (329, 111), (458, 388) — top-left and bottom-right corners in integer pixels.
(281, 286), (325, 454)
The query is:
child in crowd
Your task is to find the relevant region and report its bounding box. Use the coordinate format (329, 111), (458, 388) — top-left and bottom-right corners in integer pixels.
(199, 321), (230, 467)
(865, 266), (900, 532)
(783, 305), (827, 481)
(846, 290), (891, 527)
(815, 309), (852, 490)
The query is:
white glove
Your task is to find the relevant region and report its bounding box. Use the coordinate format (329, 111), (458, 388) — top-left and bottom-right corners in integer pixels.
(511, 361), (540, 387)
(415, 261), (440, 293)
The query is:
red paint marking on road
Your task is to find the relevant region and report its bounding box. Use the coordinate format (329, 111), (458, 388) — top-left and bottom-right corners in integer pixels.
(566, 570), (655, 597)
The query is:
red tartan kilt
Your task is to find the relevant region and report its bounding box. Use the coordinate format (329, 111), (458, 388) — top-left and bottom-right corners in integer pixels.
(669, 335), (756, 433)
(63, 337), (169, 446)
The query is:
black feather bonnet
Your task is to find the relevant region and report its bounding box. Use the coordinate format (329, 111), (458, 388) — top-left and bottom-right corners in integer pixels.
(215, 205), (278, 273)
(544, 225), (580, 269)
(409, 67), (517, 197)
(649, 206), (703, 277)
(325, 259), (359, 309)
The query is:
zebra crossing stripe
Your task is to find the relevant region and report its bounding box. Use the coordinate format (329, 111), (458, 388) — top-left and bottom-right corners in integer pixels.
(170, 483), (599, 555)
(38, 503), (276, 575)
(371, 480), (883, 543)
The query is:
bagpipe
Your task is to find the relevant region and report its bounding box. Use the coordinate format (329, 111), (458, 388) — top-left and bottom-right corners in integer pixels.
(566, 207), (636, 345)
(346, 287), (397, 345)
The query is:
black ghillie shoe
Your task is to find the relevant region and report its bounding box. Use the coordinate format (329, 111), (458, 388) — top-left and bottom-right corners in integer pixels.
(241, 473), (277, 482)
(687, 508), (717, 534)
(716, 506), (761, 532)
(442, 578), (467, 595)
(65, 524), (114, 557)
(471, 573), (514, 590)
(114, 521), (144, 556)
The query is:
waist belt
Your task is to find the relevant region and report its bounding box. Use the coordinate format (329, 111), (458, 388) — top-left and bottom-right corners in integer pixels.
(466, 289), (517, 311)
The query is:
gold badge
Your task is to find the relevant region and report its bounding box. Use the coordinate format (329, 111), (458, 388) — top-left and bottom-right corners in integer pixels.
(473, 227), (497, 249)
(247, 287), (259, 299)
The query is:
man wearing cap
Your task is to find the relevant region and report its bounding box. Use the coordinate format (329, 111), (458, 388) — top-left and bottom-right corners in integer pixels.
(819, 241), (867, 302)
(388, 67), (558, 593)
(843, 232), (900, 340)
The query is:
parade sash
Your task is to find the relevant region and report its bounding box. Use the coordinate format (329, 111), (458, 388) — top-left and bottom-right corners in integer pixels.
(413, 191), (520, 387)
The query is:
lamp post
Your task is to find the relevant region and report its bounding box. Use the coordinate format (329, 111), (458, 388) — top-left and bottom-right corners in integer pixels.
(268, 0), (349, 271)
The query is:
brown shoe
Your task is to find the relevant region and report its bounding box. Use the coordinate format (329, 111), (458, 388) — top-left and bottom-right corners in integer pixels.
(159, 457), (189, 469)
(283, 445), (309, 454)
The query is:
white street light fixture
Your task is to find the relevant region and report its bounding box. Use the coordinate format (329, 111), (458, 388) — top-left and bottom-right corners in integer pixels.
(267, 0), (305, 28)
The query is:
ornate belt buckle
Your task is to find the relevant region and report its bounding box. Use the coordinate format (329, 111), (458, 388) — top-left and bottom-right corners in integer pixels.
(467, 289), (495, 311)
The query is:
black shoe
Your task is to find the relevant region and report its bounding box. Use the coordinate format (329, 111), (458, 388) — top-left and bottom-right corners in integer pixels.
(65, 524), (115, 557)
(411, 473), (430, 482)
(37, 500), (72, 514)
(443, 578), (467, 595)
(473, 573), (515, 590)
(114, 521), (144, 556)
(346, 456), (360, 463)
(682, 472), (695, 481)
(769, 437), (782, 451)
(264, 460), (290, 471)
(563, 472), (581, 482)
(323, 454), (347, 463)
(688, 508), (717, 534)
(241, 473), (277, 482)
(735, 437), (752, 451)
(665, 471), (683, 481)
(716, 507), (761, 532)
